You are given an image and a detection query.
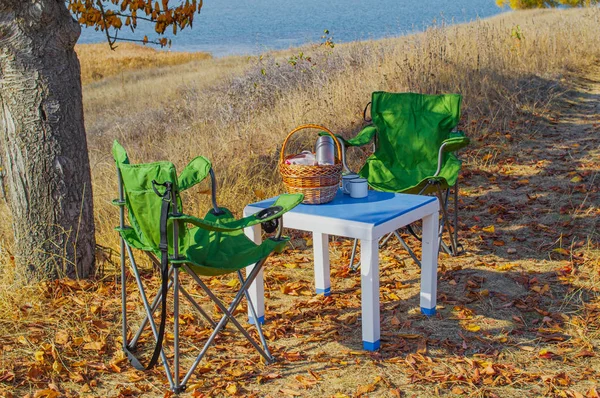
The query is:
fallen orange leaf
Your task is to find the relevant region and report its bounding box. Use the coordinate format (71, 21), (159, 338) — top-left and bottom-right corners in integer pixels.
(482, 225), (495, 233)
(539, 348), (555, 359)
(498, 263), (518, 271)
(586, 387), (600, 398)
(34, 350), (45, 363)
(279, 388), (302, 397)
(33, 389), (60, 398)
(225, 383), (238, 395)
(574, 350), (595, 358)
(463, 323), (481, 332)
(397, 334), (421, 339)
(552, 248), (570, 256)
(519, 345), (535, 351)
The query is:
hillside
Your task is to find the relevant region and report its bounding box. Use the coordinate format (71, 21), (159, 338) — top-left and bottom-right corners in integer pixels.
(75, 43), (212, 85)
(0, 7), (598, 397)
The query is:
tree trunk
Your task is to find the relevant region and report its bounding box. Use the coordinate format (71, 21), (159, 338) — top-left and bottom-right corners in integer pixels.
(0, 1), (95, 281)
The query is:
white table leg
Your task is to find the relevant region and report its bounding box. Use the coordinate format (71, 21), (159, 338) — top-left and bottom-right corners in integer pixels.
(244, 222), (265, 324)
(420, 211), (439, 316)
(360, 239), (380, 351)
(313, 232), (331, 296)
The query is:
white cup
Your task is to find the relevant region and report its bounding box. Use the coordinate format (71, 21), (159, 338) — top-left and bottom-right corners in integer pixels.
(341, 173), (359, 195)
(349, 178), (368, 198)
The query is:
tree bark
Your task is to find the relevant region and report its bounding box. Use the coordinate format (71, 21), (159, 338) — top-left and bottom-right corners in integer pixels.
(0, 0), (95, 281)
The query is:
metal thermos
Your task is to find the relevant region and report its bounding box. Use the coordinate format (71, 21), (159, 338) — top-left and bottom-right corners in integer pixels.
(315, 135), (335, 165)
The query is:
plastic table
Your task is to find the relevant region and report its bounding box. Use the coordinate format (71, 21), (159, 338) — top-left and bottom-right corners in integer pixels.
(243, 189), (439, 351)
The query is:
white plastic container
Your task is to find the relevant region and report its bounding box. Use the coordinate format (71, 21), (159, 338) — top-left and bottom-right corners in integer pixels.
(284, 150), (317, 166)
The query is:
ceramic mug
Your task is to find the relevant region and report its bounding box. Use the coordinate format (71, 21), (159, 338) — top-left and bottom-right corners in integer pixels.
(341, 173), (359, 194)
(349, 178), (368, 198)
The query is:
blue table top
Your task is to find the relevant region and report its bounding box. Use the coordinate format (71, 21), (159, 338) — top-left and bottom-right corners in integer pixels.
(247, 189), (437, 226)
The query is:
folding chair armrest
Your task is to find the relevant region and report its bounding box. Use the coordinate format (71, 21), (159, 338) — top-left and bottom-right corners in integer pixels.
(318, 125), (377, 173)
(441, 131), (470, 153)
(345, 125), (377, 147)
(177, 156), (212, 191)
(434, 131), (470, 177)
(235, 192), (304, 231)
(170, 193), (304, 232)
(317, 125), (376, 147)
(227, 193), (303, 230)
(169, 213), (231, 232)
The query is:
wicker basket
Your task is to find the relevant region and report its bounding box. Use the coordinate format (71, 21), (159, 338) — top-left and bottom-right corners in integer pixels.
(279, 124), (343, 204)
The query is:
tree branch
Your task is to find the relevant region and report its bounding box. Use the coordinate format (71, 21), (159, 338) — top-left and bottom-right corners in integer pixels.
(106, 35), (165, 46)
(110, 11), (160, 23)
(96, 0), (117, 49)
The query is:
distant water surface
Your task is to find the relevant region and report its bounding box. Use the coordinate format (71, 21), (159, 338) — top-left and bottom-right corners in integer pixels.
(79, 0), (506, 56)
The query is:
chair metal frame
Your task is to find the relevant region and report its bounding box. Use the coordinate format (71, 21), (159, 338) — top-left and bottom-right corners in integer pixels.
(116, 167), (281, 393)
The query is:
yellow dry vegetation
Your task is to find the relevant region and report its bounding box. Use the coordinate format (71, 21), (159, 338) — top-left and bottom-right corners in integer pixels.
(75, 8), (600, 256)
(75, 42), (211, 84)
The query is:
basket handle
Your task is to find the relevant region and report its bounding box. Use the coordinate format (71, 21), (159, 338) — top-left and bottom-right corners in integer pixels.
(280, 124), (343, 164)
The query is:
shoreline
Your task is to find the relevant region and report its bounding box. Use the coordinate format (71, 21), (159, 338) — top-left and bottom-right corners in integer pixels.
(77, 7), (510, 58)
(83, 8), (600, 60)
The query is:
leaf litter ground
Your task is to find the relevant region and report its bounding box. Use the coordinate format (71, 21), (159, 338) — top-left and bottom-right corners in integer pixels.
(1, 65), (599, 398)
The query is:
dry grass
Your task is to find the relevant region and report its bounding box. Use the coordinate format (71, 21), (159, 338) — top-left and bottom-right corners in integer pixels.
(0, 7), (599, 398)
(75, 42), (212, 84)
(74, 7), (600, 255)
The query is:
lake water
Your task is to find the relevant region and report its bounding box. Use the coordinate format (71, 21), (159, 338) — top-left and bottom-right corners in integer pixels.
(78, 0), (507, 57)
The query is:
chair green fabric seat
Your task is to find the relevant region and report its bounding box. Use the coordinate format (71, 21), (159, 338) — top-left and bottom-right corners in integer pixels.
(363, 152), (461, 194)
(182, 223), (284, 277)
(172, 207), (290, 277)
(118, 212), (286, 277)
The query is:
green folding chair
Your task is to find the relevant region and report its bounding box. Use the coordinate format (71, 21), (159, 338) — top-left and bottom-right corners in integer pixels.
(338, 92), (470, 268)
(112, 141), (302, 393)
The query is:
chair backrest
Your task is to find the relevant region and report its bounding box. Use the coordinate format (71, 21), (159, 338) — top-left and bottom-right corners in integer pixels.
(113, 141), (185, 252)
(370, 92), (462, 172)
